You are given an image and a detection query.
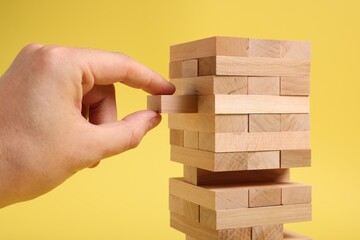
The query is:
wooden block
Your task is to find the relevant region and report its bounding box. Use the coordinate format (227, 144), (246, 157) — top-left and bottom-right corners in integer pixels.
(280, 41), (311, 59)
(186, 228), (252, 240)
(281, 150), (311, 168)
(249, 114), (281, 132)
(249, 187), (282, 207)
(171, 146), (280, 171)
(147, 95), (198, 113)
(170, 59), (198, 78)
(198, 95), (309, 114)
(281, 76), (310, 96)
(184, 130), (199, 149)
(199, 203), (312, 230)
(199, 132), (310, 152)
(281, 114), (310, 131)
(169, 195), (200, 223)
(184, 165), (199, 185)
(282, 185), (312, 205)
(170, 36), (249, 62)
(283, 229), (311, 240)
(171, 76), (248, 95)
(249, 39), (281, 58)
(170, 129), (184, 146)
(169, 114), (248, 133)
(198, 56), (310, 77)
(252, 224), (284, 240)
(248, 77), (280, 95)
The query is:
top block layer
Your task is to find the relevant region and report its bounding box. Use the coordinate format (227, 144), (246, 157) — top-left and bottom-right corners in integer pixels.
(170, 36), (311, 62)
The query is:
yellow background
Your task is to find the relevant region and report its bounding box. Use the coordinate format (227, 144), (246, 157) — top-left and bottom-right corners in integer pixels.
(0, 0), (359, 239)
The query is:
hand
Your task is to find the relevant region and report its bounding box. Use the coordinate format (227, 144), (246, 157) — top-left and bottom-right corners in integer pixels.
(0, 44), (175, 208)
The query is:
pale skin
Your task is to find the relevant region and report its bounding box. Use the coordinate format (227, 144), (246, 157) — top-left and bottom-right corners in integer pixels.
(0, 44), (175, 208)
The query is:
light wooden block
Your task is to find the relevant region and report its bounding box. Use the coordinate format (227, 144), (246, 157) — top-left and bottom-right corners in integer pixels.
(147, 95), (198, 113)
(282, 185), (312, 205)
(169, 195), (200, 223)
(184, 165), (199, 185)
(281, 114), (310, 131)
(199, 132), (310, 152)
(184, 130), (199, 149)
(249, 114), (281, 132)
(171, 146), (280, 171)
(280, 41), (311, 59)
(249, 39), (281, 58)
(178, 168), (289, 186)
(170, 36), (249, 62)
(170, 59), (198, 78)
(218, 228), (252, 240)
(252, 224), (284, 240)
(199, 204), (312, 230)
(198, 95), (309, 114)
(281, 150), (311, 168)
(248, 77), (280, 95)
(172, 76), (248, 95)
(249, 187), (282, 208)
(198, 56), (310, 77)
(281, 76), (310, 96)
(169, 114), (248, 133)
(170, 129), (184, 146)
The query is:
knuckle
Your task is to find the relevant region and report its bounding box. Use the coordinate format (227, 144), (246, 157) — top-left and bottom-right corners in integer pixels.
(34, 46), (71, 69)
(128, 127), (144, 149)
(21, 43), (43, 54)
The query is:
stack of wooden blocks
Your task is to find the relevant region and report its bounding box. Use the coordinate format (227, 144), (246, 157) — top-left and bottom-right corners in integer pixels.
(147, 36), (312, 240)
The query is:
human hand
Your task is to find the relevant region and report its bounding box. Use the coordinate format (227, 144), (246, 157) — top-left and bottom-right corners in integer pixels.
(0, 44), (175, 208)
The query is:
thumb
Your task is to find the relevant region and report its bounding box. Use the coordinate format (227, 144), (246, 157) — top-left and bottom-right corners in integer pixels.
(82, 110), (161, 167)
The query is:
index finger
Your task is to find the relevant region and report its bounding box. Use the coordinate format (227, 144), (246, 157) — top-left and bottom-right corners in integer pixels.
(73, 48), (175, 95)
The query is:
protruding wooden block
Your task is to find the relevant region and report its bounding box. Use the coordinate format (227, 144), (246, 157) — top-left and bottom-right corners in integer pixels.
(281, 114), (310, 131)
(218, 228), (252, 240)
(281, 76), (310, 96)
(170, 59), (198, 78)
(249, 39), (281, 58)
(184, 130), (199, 149)
(252, 224), (284, 240)
(283, 229), (311, 240)
(170, 36), (249, 62)
(169, 114), (248, 133)
(199, 132), (310, 152)
(170, 129), (184, 146)
(171, 76), (248, 95)
(282, 185), (312, 205)
(184, 165), (199, 185)
(198, 95), (309, 114)
(249, 114), (281, 132)
(171, 146), (280, 171)
(249, 187), (282, 208)
(281, 150), (311, 168)
(169, 195), (200, 223)
(248, 77), (280, 95)
(198, 56), (310, 77)
(147, 95), (198, 113)
(199, 204), (312, 230)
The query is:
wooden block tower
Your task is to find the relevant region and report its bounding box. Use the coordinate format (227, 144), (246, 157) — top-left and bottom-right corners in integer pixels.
(148, 36), (312, 240)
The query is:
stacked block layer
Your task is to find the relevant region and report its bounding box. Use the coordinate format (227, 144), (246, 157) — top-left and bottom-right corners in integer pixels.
(148, 36), (312, 240)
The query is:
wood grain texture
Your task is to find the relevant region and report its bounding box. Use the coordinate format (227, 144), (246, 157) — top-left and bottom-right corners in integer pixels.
(281, 114), (310, 131)
(198, 56), (310, 77)
(280, 41), (311, 59)
(170, 36), (249, 62)
(169, 195), (200, 223)
(147, 95), (198, 113)
(169, 114), (248, 133)
(249, 187), (282, 208)
(171, 146), (280, 171)
(281, 76), (310, 96)
(199, 132), (310, 152)
(198, 95), (309, 114)
(170, 129), (184, 146)
(184, 130), (199, 149)
(171, 76), (248, 95)
(200, 204), (312, 230)
(249, 114), (281, 132)
(169, 59), (198, 78)
(282, 184), (312, 205)
(281, 150), (311, 168)
(248, 39), (281, 58)
(248, 77), (280, 95)
(252, 224), (284, 240)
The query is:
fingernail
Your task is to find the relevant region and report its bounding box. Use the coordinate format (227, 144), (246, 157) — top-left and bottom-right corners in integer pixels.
(149, 113), (162, 129)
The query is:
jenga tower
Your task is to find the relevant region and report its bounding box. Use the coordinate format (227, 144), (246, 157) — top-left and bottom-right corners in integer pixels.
(148, 37), (312, 240)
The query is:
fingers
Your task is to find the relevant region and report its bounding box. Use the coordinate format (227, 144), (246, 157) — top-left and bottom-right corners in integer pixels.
(82, 84), (117, 125)
(79, 110), (161, 168)
(74, 48), (175, 95)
